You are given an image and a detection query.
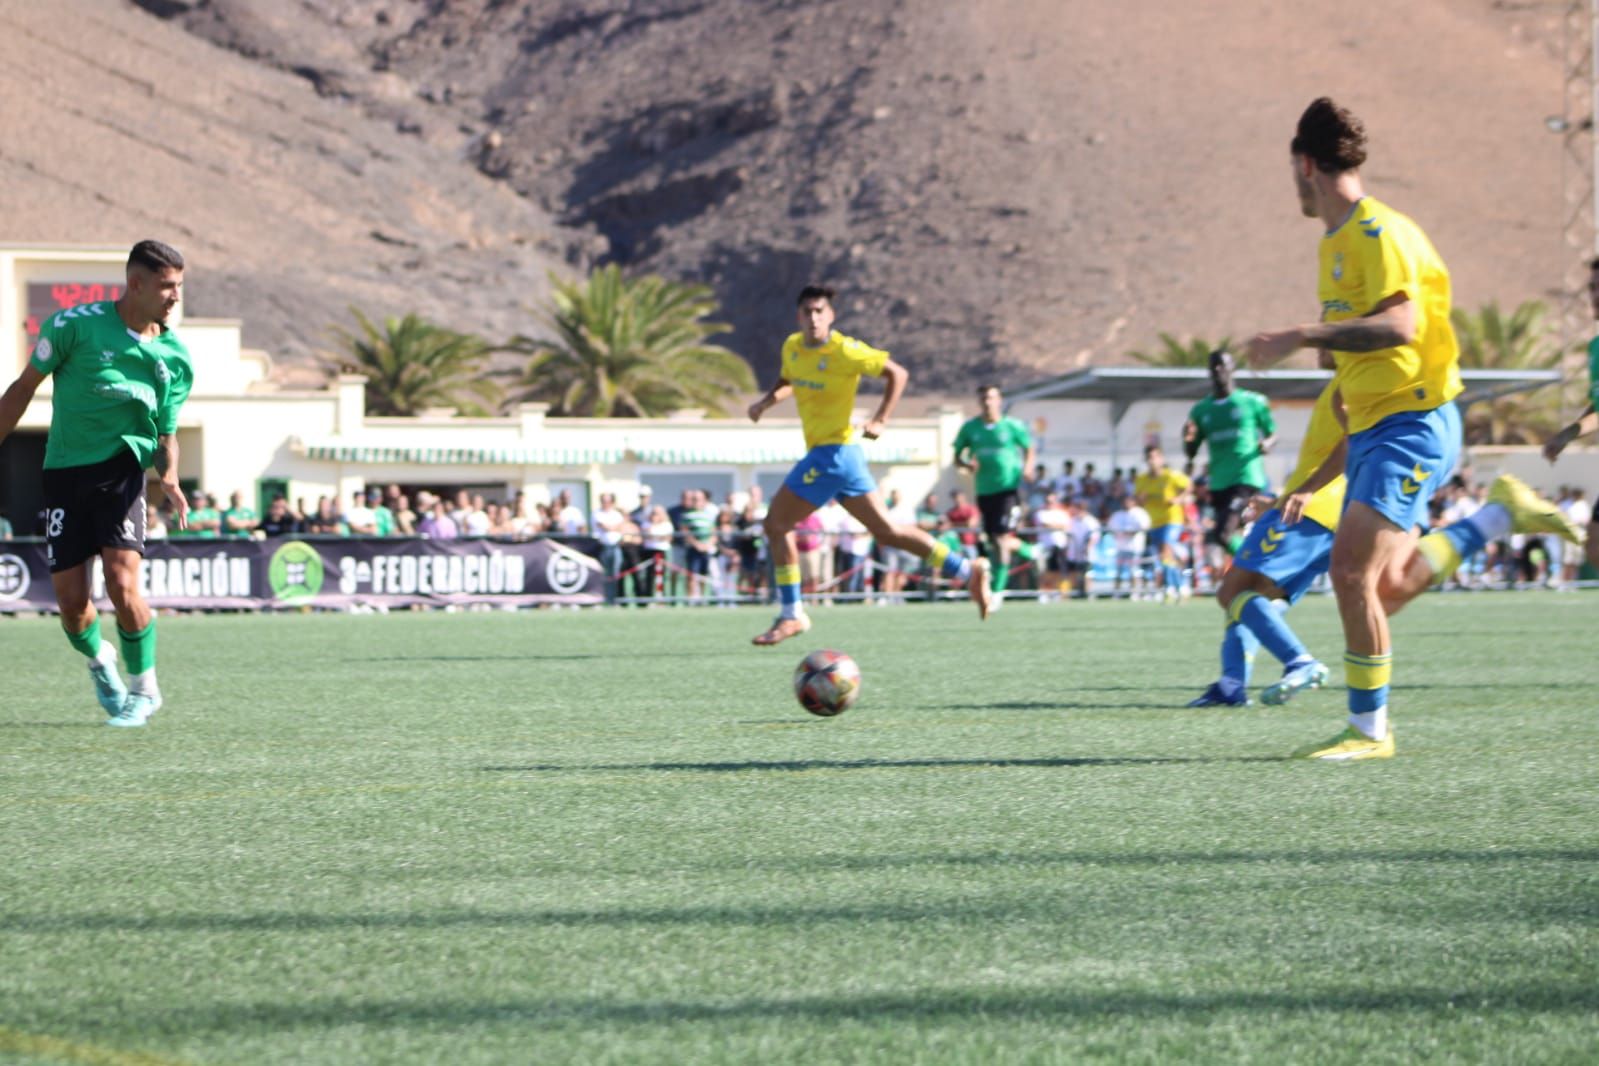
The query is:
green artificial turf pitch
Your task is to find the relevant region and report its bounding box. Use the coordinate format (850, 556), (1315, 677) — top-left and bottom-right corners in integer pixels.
(2, 593), (1596, 1064)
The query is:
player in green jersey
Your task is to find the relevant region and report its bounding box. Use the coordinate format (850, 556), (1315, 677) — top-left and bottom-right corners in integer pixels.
(0, 240), (194, 726)
(1542, 255), (1599, 572)
(953, 384), (1035, 605)
(1183, 350), (1275, 574)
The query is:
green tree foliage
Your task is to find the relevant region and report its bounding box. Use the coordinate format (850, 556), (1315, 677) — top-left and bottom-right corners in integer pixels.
(1450, 300), (1566, 445)
(323, 309), (502, 416)
(512, 265), (755, 417)
(1126, 333), (1232, 368)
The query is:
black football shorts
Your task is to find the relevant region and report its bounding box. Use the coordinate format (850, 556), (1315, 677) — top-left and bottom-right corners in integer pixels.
(41, 448), (148, 572)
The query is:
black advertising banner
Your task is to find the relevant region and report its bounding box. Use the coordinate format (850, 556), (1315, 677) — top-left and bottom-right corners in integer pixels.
(0, 537), (603, 612)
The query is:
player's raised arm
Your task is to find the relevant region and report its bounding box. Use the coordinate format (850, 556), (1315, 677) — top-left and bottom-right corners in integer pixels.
(1543, 406), (1597, 463)
(860, 358), (908, 440)
(1242, 293), (1416, 368)
(0, 365), (46, 445)
(154, 432), (189, 530)
(748, 378), (792, 423)
(1257, 393), (1278, 455)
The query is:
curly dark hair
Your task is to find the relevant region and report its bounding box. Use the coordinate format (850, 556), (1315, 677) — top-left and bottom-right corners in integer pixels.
(1291, 97), (1367, 174)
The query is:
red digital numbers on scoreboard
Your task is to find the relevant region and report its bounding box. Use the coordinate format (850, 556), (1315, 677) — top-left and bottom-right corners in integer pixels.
(22, 281), (123, 340)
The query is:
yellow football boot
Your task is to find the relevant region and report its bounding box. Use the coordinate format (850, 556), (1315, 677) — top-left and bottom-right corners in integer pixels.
(1291, 724), (1395, 762)
(1488, 474), (1584, 544)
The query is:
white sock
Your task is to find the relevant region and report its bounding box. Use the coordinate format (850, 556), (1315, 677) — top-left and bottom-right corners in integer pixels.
(1349, 707), (1388, 741)
(1464, 503), (1511, 542)
(128, 670), (159, 697)
(93, 641), (120, 668)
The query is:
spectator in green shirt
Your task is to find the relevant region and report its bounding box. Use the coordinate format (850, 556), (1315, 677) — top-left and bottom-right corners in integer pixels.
(185, 491), (222, 538)
(365, 487), (396, 537)
(222, 491), (257, 538)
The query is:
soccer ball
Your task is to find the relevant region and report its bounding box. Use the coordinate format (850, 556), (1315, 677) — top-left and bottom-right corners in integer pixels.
(793, 649), (862, 717)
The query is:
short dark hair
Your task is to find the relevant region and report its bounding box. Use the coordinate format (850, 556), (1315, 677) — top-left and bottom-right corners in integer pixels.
(1588, 256), (1599, 272)
(797, 284), (835, 307)
(977, 383), (1001, 397)
(127, 239), (184, 273)
(1291, 97), (1367, 174)
(1144, 443), (1162, 457)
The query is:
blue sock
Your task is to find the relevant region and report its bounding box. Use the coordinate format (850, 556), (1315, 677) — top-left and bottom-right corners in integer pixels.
(928, 541), (972, 583)
(940, 553), (972, 582)
(1345, 651), (1392, 718)
(1238, 595), (1311, 668)
(1221, 622), (1259, 688)
(1441, 515), (1491, 561)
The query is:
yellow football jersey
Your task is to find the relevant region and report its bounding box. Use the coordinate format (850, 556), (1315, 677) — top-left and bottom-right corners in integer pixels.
(1135, 468), (1190, 527)
(781, 330), (890, 448)
(1283, 379), (1347, 532)
(1317, 196), (1461, 434)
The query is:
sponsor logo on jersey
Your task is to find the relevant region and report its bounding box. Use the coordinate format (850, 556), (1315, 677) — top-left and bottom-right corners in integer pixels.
(1332, 252), (1344, 281)
(1322, 299), (1354, 315)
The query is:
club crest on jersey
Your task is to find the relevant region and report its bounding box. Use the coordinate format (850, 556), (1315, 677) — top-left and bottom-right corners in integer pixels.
(33, 338), (51, 363)
(100, 350), (116, 364)
(817, 358), (828, 371)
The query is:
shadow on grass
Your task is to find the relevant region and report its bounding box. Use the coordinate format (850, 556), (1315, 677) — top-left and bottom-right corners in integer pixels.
(0, 721), (101, 729)
(7, 847), (1594, 936)
(29, 983), (1599, 1033)
(934, 700), (1200, 711)
(347, 651), (692, 663)
(479, 755), (1286, 774)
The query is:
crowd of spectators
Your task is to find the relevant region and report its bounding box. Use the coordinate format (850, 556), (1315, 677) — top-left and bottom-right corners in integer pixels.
(141, 485), (591, 543)
(1428, 478), (1592, 588)
(4, 464), (1592, 600)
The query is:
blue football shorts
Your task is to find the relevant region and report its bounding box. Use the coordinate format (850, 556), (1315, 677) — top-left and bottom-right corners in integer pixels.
(783, 444), (877, 507)
(1146, 523), (1184, 560)
(1233, 507), (1334, 605)
(1344, 402), (1461, 531)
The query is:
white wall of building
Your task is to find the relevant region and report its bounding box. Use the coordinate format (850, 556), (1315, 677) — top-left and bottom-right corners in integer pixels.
(5, 245), (1593, 517)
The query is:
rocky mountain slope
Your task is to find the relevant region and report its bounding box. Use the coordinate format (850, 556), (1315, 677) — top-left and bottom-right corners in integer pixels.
(3, 0), (1575, 391)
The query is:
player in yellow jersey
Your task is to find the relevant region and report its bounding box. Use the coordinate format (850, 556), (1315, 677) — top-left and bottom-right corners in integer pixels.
(1188, 353), (1345, 708)
(1133, 445), (1191, 602)
(1242, 98), (1580, 760)
(747, 285), (990, 645)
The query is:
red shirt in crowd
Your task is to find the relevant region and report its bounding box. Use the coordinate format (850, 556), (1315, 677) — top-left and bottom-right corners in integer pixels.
(945, 503), (979, 547)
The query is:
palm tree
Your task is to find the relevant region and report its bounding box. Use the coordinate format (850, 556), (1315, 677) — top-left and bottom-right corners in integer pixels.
(511, 265), (755, 417)
(323, 309), (502, 416)
(1450, 300), (1566, 445)
(1126, 333), (1232, 368)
